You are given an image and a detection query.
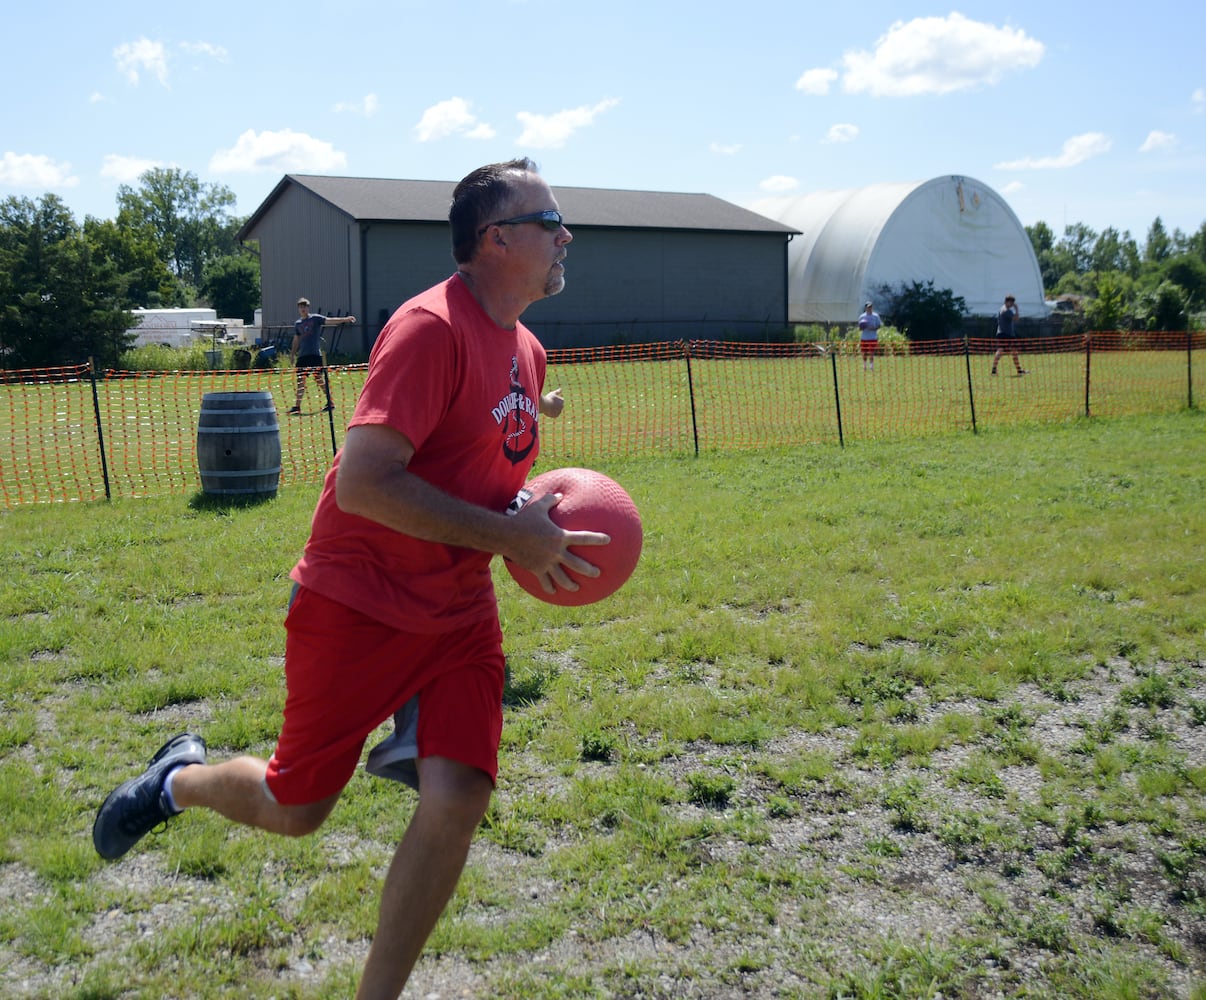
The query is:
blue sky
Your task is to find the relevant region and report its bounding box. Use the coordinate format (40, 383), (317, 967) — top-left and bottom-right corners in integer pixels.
(3, 1), (1203, 246)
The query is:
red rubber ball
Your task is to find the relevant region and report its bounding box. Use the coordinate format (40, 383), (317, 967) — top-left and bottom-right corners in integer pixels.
(504, 467), (643, 606)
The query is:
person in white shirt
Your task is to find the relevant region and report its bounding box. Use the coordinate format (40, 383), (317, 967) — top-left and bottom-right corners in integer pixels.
(858, 302), (882, 370)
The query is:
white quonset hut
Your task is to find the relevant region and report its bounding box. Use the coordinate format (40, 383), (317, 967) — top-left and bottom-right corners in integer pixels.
(752, 175), (1046, 323)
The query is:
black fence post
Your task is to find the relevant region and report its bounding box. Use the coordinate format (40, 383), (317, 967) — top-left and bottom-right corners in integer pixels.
(322, 363), (338, 457)
(88, 358), (112, 501)
(963, 335), (978, 434)
(1084, 333), (1092, 418)
(683, 340), (700, 457)
(830, 343), (845, 448)
(1188, 330), (1195, 410)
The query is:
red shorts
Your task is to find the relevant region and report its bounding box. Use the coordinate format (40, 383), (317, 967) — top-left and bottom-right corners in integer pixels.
(265, 586), (505, 805)
(860, 339), (878, 357)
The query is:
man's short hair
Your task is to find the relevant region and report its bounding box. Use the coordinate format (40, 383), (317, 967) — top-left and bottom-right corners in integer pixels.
(449, 158), (539, 265)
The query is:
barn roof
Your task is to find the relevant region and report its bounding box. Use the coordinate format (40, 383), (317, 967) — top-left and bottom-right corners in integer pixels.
(239, 174), (797, 239)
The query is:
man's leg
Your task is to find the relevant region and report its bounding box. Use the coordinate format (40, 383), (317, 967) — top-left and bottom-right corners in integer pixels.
(93, 743), (341, 860)
(171, 756), (339, 836)
(290, 369), (306, 412)
(355, 756), (493, 1000)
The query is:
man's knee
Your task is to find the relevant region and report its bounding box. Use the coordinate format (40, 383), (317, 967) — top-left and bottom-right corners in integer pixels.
(277, 796), (339, 837)
(415, 759), (493, 833)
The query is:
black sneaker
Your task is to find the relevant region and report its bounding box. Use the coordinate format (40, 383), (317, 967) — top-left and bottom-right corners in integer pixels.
(321, 402), (335, 413)
(287, 406), (301, 415)
(92, 733), (207, 860)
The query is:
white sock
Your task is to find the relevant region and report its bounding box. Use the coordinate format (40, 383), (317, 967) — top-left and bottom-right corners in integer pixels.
(162, 765), (186, 814)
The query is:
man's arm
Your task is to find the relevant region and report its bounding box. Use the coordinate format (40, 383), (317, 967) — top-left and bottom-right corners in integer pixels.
(335, 423), (606, 594)
(323, 315), (357, 326)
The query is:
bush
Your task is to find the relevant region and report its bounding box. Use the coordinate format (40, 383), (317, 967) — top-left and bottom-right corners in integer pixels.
(792, 324), (909, 356)
(876, 280), (968, 341)
(116, 342), (276, 372)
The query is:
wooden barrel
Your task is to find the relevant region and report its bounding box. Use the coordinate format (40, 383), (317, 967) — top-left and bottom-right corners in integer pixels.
(196, 391), (281, 496)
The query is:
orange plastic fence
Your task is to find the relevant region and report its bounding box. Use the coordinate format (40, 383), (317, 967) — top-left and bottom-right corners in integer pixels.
(1, 332), (1201, 506)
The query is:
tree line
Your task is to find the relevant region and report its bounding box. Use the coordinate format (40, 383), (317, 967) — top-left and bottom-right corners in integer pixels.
(1026, 217), (1206, 332)
(3, 166), (1204, 368)
(871, 218), (1206, 342)
(1, 168), (259, 369)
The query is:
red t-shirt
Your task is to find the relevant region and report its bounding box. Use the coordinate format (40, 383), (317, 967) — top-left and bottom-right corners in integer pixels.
(291, 275), (547, 632)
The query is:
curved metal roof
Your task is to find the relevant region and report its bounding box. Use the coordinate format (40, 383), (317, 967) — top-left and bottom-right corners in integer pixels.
(753, 175), (1045, 321)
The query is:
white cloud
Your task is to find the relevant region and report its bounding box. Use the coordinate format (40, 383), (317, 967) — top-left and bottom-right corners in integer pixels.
(1192, 88), (1205, 113)
(759, 175), (798, 193)
(710, 142), (742, 155)
(0, 152), (79, 188)
(516, 99), (619, 149)
(335, 93), (380, 116)
(179, 41), (229, 61)
(1000, 181), (1025, 195)
(841, 13), (1043, 97)
(209, 129), (348, 173)
(1138, 130), (1177, 153)
(823, 123), (859, 144)
(414, 97), (495, 142)
(114, 37), (169, 87)
(89, 92), (106, 104)
(101, 154), (167, 183)
(995, 132), (1111, 170)
(796, 68), (838, 96)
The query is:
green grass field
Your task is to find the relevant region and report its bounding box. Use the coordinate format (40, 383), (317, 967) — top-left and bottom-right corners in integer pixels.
(0, 411), (1204, 998)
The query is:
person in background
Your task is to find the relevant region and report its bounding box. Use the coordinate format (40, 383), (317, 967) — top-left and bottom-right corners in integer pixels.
(289, 298), (356, 414)
(991, 294), (1027, 375)
(93, 159), (597, 999)
(857, 302), (882, 370)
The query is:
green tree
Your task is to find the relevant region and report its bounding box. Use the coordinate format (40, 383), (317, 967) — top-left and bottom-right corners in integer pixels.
(116, 167), (240, 288)
(1186, 222), (1206, 263)
(1058, 223), (1097, 274)
(1027, 221), (1068, 292)
(0, 195), (132, 367)
(876, 280), (968, 341)
(1160, 255), (1206, 309)
(1090, 227), (1140, 277)
(1026, 221), (1055, 256)
(1143, 217), (1172, 266)
(202, 252), (261, 323)
(1085, 272), (1131, 331)
(1135, 281), (1188, 331)
(83, 216), (182, 308)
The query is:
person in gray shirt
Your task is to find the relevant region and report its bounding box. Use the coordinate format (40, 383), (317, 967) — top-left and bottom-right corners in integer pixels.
(991, 294), (1027, 376)
(289, 298), (356, 413)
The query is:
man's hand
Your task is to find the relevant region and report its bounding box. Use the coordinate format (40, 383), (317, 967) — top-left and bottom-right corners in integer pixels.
(506, 491), (608, 595)
(539, 388), (564, 418)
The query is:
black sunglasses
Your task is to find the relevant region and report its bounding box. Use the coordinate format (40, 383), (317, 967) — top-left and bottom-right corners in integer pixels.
(477, 210), (564, 237)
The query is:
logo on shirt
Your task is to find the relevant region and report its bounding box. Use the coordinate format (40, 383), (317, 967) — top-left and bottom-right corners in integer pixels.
(492, 356), (538, 464)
